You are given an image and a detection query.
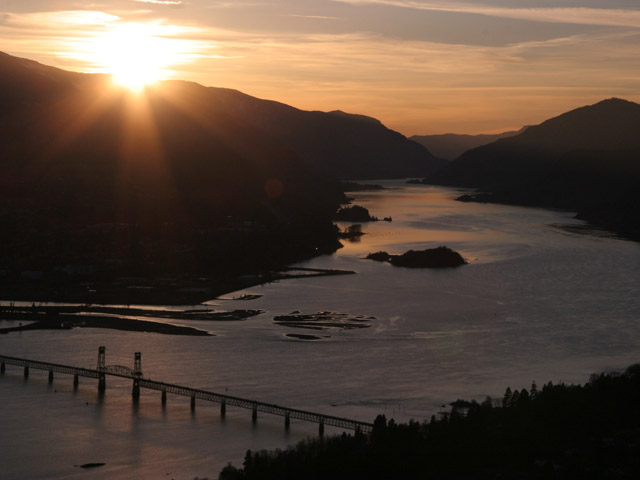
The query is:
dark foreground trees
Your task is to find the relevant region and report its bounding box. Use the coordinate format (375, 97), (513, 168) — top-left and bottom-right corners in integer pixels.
(220, 364), (640, 479)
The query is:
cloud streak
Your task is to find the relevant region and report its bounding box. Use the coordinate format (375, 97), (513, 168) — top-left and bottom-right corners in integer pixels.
(0, 10), (216, 78)
(134, 0), (187, 5)
(285, 14), (343, 21)
(5, 10), (121, 28)
(336, 0), (640, 28)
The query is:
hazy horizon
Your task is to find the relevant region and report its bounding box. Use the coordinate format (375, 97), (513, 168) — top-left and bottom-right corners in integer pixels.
(2, 0), (640, 136)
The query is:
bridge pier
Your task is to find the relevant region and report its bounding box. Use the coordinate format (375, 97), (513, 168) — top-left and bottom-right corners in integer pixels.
(0, 351), (374, 435)
(132, 379), (140, 400)
(97, 346), (106, 393)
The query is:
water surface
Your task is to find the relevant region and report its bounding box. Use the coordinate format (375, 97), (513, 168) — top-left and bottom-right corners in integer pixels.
(1, 182), (639, 479)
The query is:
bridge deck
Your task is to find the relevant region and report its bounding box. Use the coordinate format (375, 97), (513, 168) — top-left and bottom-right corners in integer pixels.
(0, 354), (101, 379)
(0, 354), (373, 433)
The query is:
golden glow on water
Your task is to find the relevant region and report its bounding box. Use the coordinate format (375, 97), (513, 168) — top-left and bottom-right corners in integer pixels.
(337, 186), (510, 260)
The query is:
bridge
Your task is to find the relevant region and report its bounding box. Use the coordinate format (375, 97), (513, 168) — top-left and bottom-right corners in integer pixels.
(0, 348), (373, 435)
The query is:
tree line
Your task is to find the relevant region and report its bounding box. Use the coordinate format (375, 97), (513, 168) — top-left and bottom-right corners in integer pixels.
(220, 364), (640, 479)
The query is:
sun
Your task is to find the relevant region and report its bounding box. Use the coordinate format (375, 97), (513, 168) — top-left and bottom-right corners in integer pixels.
(93, 23), (175, 91)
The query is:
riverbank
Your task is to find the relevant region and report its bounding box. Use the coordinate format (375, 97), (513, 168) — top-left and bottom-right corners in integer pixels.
(0, 312), (212, 336)
(0, 302), (268, 336)
(0, 267), (356, 307)
(455, 191), (640, 242)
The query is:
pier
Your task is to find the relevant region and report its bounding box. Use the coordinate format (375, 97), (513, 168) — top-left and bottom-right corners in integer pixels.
(0, 348), (373, 435)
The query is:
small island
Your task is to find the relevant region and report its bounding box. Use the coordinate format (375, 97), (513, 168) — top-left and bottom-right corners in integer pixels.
(366, 246), (467, 268)
(456, 192), (494, 203)
(78, 463), (106, 469)
(274, 311), (374, 331)
(334, 205), (391, 222)
(335, 205), (378, 222)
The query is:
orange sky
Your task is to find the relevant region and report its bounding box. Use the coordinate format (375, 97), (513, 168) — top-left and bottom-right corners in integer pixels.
(2, 0), (640, 135)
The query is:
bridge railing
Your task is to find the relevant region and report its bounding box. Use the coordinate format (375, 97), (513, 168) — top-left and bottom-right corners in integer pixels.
(1, 353), (373, 433)
(0, 354), (100, 379)
(102, 365), (143, 378)
(139, 378), (373, 432)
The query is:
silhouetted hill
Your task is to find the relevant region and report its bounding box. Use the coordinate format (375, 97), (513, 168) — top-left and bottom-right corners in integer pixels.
(207, 88), (446, 179)
(0, 51), (352, 295)
(0, 51), (91, 105)
(427, 98), (640, 240)
(410, 128), (525, 160)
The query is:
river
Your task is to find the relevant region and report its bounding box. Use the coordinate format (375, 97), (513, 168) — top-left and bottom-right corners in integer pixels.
(1, 181), (639, 479)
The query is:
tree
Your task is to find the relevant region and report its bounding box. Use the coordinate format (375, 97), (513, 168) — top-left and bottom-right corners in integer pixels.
(530, 381), (538, 399)
(503, 387), (512, 408)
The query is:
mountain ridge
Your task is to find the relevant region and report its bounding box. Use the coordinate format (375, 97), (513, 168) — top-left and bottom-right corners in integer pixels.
(190, 80), (445, 179)
(1, 51), (443, 180)
(0, 51), (357, 295)
(427, 98), (640, 240)
(410, 128), (525, 161)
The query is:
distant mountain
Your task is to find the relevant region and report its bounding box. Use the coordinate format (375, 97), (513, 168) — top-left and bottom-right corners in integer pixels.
(427, 98), (640, 240)
(410, 128), (525, 160)
(207, 88), (446, 179)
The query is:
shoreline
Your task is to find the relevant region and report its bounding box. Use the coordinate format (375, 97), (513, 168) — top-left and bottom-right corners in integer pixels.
(0, 267), (357, 336)
(0, 267), (356, 307)
(454, 191), (640, 242)
(0, 312), (213, 336)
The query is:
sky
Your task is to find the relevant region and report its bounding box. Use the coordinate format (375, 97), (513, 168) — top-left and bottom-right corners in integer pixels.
(1, 0), (640, 135)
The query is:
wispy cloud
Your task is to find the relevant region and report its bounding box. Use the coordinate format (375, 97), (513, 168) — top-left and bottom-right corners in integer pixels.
(0, 10), (216, 77)
(285, 14), (343, 21)
(336, 1), (640, 28)
(5, 10), (121, 28)
(203, 2), (268, 8)
(134, 0), (187, 5)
